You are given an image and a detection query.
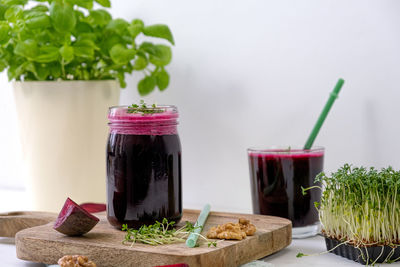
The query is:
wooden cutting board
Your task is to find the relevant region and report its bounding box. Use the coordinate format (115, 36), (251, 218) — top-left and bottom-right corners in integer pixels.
(0, 211), (57, 237)
(16, 209), (291, 267)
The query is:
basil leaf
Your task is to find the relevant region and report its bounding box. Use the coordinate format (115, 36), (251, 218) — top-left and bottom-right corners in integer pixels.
(149, 45), (172, 66)
(101, 34), (123, 51)
(23, 10), (44, 19)
(74, 21), (93, 34)
(3, 0), (28, 5)
(77, 33), (97, 43)
(133, 55), (147, 70)
(109, 44), (126, 64)
(26, 15), (50, 29)
(0, 4), (8, 20)
(35, 29), (52, 43)
(5, 6), (22, 22)
(7, 65), (17, 80)
(30, 5), (48, 12)
(34, 62), (50, 80)
(19, 25), (36, 40)
(66, 0), (93, 10)
(0, 22), (10, 44)
(14, 39), (38, 60)
(50, 1), (76, 33)
(0, 58), (7, 72)
(11, 61), (35, 80)
(73, 39), (95, 59)
(35, 46), (60, 63)
(74, 9), (84, 20)
(138, 75), (156, 96)
(13, 61), (28, 78)
(143, 24), (174, 45)
(95, 0), (111, 8)
(127, 24), (142, 39)
(117, 70), (126, 88)
(76, 39), (96, 48)
(127, 19), (143, 39)
(139, 42), (158, 56)
(23, 61), (35, 73)
(49, 62), (61, 78)
(59, 44), (74, 63)
(106, 18), (129, 36)
(155, 68), (169, 91)
(131, 19), (144, 27)
(87, 9), (111, 26)
(110, 44), (135, 65)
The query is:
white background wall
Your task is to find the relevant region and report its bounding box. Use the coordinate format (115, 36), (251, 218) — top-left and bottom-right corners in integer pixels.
(1, 0), (400, 212)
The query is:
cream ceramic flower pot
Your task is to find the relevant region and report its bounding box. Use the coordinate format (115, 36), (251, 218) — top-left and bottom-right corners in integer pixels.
(13, 80), (120, 212)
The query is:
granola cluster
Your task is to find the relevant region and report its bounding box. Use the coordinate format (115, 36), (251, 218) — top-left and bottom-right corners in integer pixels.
(206, 218), (256, 240)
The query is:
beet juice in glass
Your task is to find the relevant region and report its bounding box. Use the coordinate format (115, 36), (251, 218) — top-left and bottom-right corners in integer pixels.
(106, 105), (182, 229)
(248, 147), (324, 238)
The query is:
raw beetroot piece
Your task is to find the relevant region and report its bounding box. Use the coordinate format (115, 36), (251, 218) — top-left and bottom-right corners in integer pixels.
(54, 198), (100, 236)
(80, 202), (106, 213)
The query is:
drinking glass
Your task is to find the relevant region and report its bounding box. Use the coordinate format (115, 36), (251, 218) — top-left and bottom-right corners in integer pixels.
(248, 146), (324, 238)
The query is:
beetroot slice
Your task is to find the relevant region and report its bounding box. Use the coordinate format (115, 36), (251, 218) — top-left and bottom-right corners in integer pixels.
(53, 198), (100, 236)
(80, 203), (106, 213)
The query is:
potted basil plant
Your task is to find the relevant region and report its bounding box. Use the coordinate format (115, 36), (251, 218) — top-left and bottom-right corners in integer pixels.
(0, 0), (174, 211)
(300, 164), (400, 265)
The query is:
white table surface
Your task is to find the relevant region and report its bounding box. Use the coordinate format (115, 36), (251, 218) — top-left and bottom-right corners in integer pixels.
(2, 235), (393, 267)
(0, 188), (398, 266)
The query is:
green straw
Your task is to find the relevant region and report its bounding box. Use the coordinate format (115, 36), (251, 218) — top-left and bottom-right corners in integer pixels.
(186, 204), (211, 248)
(304, 78), (345, 150)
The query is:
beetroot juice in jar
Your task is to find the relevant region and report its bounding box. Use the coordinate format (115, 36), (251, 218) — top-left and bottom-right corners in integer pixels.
(106, 105), (182, 229)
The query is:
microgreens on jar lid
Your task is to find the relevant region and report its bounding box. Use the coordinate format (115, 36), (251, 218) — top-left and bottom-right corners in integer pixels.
(127, 100), (164, 115)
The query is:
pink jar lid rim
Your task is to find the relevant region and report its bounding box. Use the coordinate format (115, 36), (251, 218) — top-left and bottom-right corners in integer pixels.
(108, 105), (178, 122)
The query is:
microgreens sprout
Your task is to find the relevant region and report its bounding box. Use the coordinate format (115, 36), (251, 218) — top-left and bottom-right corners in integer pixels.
(122, 218), (217, 247)
(300, 164), (400, 264)
(127, 100), (164, 115)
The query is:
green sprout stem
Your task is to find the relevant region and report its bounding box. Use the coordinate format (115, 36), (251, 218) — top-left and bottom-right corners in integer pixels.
(301, 185), (322, 196)
(300, 164), (400, 265)
(297, 240), (351, 258)
(122, 218), (217, 248)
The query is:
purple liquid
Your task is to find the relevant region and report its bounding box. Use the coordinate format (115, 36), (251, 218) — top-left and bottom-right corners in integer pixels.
(107, 133), (182, 229)
(248, 151), (323, 227)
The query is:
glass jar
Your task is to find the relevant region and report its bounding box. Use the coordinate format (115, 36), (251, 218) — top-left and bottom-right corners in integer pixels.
(248, 146), (324, 238)
(106, 105), (182, 229)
